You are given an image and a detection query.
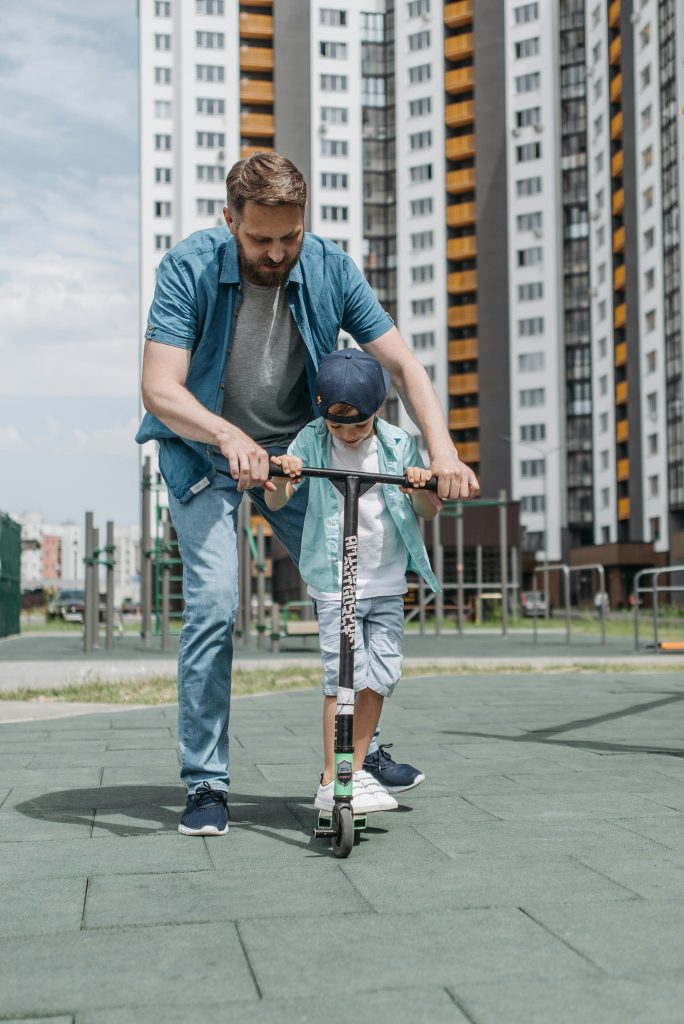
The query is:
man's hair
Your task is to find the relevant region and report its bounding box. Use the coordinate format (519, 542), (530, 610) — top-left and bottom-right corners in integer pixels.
(226, 152), (307, 220)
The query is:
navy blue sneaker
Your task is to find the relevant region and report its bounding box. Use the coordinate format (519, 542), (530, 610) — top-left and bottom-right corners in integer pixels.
(362, 744), (425, 794)
(178, 782), (229, 836)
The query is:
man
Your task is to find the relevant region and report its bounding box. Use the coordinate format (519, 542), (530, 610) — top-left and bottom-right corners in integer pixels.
(137, 152), (479, 836)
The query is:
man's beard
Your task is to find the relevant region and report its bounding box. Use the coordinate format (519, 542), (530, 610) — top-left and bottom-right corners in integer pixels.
(235, 233), (303, 287)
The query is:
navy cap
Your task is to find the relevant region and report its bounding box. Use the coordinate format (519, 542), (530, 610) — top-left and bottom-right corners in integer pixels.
(315, 347), (389, 424)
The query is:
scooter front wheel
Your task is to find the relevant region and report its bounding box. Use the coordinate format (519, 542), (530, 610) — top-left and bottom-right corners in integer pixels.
(331, 804), (354, 858)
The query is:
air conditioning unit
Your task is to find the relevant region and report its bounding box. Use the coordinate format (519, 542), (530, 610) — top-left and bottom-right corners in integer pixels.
(532, 228), (543, 239)
(217, 151), (225, 160)
(512, 127), (521, 137)
(533, 122), (543, 133)
(591, 287), (599, 298)
(591, 209), (601, 220)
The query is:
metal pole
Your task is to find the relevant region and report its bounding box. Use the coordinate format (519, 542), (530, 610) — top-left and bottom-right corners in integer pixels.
(105, 520), (115, 651)
(511, 546), (519, 622)
(499, 490), (508, 638)
(256, 521), (266, 650)
(456, 506), (465, 635)
(240, 499), (252, 647)
(418, 519), (426, 635)
(598, 565), (606, 645)
(90, 526), (100, 649)
(476, 544), (483, 626)
(532, 568), (539, 643)
(432, 515), (443, 636)
(141, 456), (152, 643)
(84, 511), (94, 654)
(270, 601), (280, 653)
(543, 477), (550, 619)
(564, 566), (571, 645)
(161, 514), (170, 652)
(653, 569), (660, 650)
(634, 569), (642, 652)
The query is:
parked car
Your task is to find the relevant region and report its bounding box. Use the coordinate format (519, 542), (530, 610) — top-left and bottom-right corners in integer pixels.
(520, 590), (548, 618)
(46, 589), (86, 622)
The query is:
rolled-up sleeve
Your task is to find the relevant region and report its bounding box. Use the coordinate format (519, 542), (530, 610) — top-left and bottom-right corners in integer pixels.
(340, 256), (394, 344)
(144, 254), (197, 349)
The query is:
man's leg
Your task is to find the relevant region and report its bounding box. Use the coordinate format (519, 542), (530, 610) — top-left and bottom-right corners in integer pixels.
(168, 462), (241, 798)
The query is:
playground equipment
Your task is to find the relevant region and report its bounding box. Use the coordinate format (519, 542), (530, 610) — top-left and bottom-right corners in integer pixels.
(531, 563), (607, 646)
(633, 565), (684, 653)
(82, 513), (119, 653)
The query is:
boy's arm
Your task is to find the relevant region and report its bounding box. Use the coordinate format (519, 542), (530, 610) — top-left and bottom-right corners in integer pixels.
(402, 465), (442, 521)
(264, 455), (303, 511)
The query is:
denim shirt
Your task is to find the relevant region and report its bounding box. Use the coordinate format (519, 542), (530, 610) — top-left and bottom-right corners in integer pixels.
(135, 228), (394, 502)
(288, 418), (441, 594)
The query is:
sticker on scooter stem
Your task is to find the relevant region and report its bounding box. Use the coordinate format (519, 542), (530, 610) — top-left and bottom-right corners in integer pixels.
(336, 687), (354, 716)
(336, 759), (353, 786)
(340, 534), (358, 648)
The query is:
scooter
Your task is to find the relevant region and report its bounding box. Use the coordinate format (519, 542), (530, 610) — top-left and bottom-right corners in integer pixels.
(271, 464), (436, 859)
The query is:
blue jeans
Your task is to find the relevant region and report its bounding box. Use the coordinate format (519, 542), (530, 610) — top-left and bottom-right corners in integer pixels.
(315, 596), (404, 698)
(168, 450), (309, 794)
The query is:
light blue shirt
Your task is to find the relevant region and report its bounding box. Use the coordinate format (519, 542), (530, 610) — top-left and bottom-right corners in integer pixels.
(288, 418), (440, 594)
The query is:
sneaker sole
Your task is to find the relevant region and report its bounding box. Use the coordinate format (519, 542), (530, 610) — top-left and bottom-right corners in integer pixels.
(369, 771), (426, 795)
(178, 823), (229, 836)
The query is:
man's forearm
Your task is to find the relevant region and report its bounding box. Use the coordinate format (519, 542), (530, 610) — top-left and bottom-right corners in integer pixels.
(143, 379), (234, 446)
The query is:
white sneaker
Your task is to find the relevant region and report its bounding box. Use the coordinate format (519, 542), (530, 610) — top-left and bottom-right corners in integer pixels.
(313, 772), (398, 814)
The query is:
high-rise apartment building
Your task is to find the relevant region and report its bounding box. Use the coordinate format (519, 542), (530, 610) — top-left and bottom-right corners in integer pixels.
(138, 0), (684, 596)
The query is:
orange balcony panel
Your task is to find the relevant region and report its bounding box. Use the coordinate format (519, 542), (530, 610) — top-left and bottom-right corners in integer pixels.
(242, 0), (272, 6)
(448, 407), (480, 430)
(448, 371), (479, 395)
(608, 0), (621, 27)
(618, 496), (630, 520)
(616, 419), (629, 443)
(611, 149), (624, 177)
(614, 263), (626, 291)
(609, 36), (622, 66)
(239, 46), (274, 72)
(239, 12), (273, 39)
(447, 304), (478, 329)
(447, 235), (477, 260)
(240, 144), (273, 159)
(448, 337), (479, 361)
(445, 100), (474, 128)
(448, 269), (478, 293)
(610, 72), (622, 102)
(240, 79), (274, 105)
(615, 379), (629, 405)
(446, 167), (476, 194)
(444, 66), (474, 95)
(444, 0), (473, 29)
(446, 201), (476, 228)
(446, 134), (475, 161)
(445, 33), (474, 62)
(455, 440), (480, 463)
(614, 302), (627, 329)
(613, 225), (625, 252)
(614, 340), (627, 366)
(610, 111), (623, 140)
(617, 458), (630, 482)
(240, 112), (274, 138)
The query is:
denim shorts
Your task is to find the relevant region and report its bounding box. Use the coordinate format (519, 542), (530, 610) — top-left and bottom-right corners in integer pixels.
(314, 595), (404, 698)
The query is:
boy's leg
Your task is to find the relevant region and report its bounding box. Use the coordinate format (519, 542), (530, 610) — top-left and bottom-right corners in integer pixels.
(322, 694), (336, 783)
(352, 689), (384, 771)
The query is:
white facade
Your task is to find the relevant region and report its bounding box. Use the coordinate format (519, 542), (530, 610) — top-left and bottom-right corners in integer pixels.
(13, 514), (83, 589)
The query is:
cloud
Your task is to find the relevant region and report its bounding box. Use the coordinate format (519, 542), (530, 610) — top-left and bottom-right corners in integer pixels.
(0, 426), (25, 452)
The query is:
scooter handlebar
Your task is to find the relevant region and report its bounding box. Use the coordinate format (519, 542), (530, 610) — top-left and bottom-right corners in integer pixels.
(269, 463), (439, 491)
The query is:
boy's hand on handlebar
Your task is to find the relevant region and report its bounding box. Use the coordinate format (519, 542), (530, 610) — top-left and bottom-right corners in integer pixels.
(270, 454), (303, 481)
(402, 467), (444, 511)
(429, 451), (480, 501)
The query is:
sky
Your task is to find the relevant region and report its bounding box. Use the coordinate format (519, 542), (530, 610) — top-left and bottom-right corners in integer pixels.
(0, 1), (141, 526)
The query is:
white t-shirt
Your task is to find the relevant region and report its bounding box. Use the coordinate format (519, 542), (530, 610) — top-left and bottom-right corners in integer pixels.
(307, 433), (408, 602)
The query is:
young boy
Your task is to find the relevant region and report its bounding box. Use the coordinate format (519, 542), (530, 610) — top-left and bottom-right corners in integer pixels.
(265, 348), (441, 814)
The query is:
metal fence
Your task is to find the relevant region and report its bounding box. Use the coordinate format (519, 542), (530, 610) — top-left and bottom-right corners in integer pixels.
(0, 512), (21, 638)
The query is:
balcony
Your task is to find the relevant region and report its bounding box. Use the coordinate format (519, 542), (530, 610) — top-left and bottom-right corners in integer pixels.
(445, 33), (474, 62)
(446, 202), (476, 228)
(448, 337), (478, 361)
(447, 304), (478, 329)
(444, 66), (474, 95)
(608, 0), (621, 27)
(613, 225), (625, 252)
(610, 72), (622, 102)
(611, 149), (624, 177)
(609, 36), (622, 66)
(612, 187), (625, 216)
(243, 0), (272, 5)
(616, 419), (629, 443)
(617, 458), (630, 482)
(618, 496), (630, 520)
(610, 111), (623, 141)
(240, 112), (275, 138)
(444, 0), (473, 29)
(239, 46), (274, 72)
(446, 134), (475, 161)
(445, 100), (474, 129)
(240, 79), (274, 105)
(454, 440), (480, 463)
(448, 406), (480, 429)
(614, 263), (626, 290)
(447, 269), (478, 293)
(615, 379), (629, 405)
(240, 144), (273, 159)
(446, 167), (476, 194)
(448, 372), (479, 395)
(614, 340), (627, 366)
(239, 12), (273, 39)
(614, 302), (626, 329)
(447, 235), (477, 260)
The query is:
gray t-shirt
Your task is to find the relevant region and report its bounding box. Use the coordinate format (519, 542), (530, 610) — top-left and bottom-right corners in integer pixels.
(221, 280), (311, 447)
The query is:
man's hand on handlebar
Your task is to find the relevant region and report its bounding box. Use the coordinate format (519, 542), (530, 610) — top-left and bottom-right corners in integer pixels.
(215, 424), (274, 492)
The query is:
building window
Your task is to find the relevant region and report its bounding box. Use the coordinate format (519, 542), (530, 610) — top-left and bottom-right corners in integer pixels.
(598, 299), (606, 321)
(647, 392), (657, 417)
(516, 176), (542, 197)
(596, 225), (605, 248)
(600, 450), (609, 470)
(154, 67), (172, 84)
(155, 167), (172, 183)
(321, 172), (348, 189)
(516, 142), (542, 163)
(154, 200), (171, 217)
(645, 268), (655, 291)
(515, 72), (541, 94)
(320, 41), (348, 58)
(411, 298), (434, 316)
(515, 106), (541, 128)
(196, 131), (225, 148)
(649, 475), (659, 497)
(593, 78), (603, 101)
(411, 230), (434, 251)
(642, 186), (654, 211)
(600, 412), (608, 433)
(320, 8), (347, 26)
(601, 488), (610, 509)
(518, 351), (545, 371)
(154, 34), (171, 51)
(598, 337), (607, 359)
(321, 106), (348, 124)
(196, 97), (225, 115)
(515, 37), (540, 59)
(518, 317), (544, 336)
(408, 64), (431, 84)
(155, 234), (172, 251)
(521, 495), (546, 513)
(196, 198), (222, 215)
(640, 64), (651, 90)
(197, 164), (224, 182)
(411, 264), (434, 283)
(642, 146), (653, 171)
(518, 282), (544, 301)
(154, 1), (171, 15)
(645, 311), (656, 334)
(646, 349), (657, 372)
(424, 365), (436, 381)
(321, 205), (348, 221)
(407, 0), (430, 16)
(594, 151), (604, 174)
(599, 374), (608, 396)
(196, 0), (224, 12)
(321, 139), (348, 156)
(521, 458), (545, 478)
(514, 3), (539, 24)
(650, 517), (661, 542)
(519, 388), (545, 407)
(648, 433), (658, 455)
(517, 246), (543, 267)
(196, 64), (225, 82)
(643, 227), (655, 250)
(410, 197), (433, 216)
(641, 105), (653, 131)
(520, 423), (546, 441)
(196, 31), (224, 48)
(411, 331), (435, 349)
(154, 100), (172, 118)
(516, 211), (543, 232)
(409, 97), (432, 117)
(408, 31), (430, 51)
(320, 74), (348, 92)
(410, 163), (432, 182)
(154, 134), (172, 151)
(409, 130), (432, 150)
(639, 24), (651, 49)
